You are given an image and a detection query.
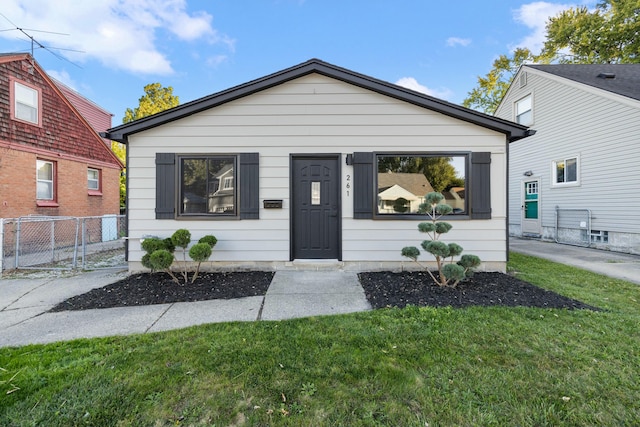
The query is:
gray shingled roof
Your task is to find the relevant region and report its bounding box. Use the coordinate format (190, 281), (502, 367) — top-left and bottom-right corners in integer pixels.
(377, 173), (434, 197)
(527, 64), (640, 101)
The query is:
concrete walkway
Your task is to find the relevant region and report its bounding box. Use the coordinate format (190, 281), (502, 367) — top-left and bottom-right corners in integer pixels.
(1, 238), (639, 348)
(509, 238), (640, 285)
(0, 269), (370, 348)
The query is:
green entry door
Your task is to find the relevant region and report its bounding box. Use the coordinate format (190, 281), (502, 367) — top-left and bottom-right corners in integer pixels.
(522, 179), (541, 235)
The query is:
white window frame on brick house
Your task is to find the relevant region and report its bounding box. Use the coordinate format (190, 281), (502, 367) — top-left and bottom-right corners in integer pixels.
(12, 80), (42, 125)
(36, 159), (55, 202)
(88, 167), (102, 194)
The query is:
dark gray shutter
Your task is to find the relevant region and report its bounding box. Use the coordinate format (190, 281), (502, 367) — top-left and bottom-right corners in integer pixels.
(470, 152), (491, 219)
(240, 152), (259, 219)
(353, 152), (374, 219)
(155, 153), (175, 219)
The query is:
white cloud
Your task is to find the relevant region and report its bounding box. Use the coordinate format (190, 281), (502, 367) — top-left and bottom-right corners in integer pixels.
(0, 0), (232, 75)
(446, 37), (472, 47)
(395, 77), (453, 101)
(511, 1), (574, 52)
(45, 69), (76, 89)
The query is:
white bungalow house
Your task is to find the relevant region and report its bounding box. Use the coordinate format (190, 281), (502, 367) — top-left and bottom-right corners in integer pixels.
(105, 59), (531, 272)
(495, 64), (640, 254)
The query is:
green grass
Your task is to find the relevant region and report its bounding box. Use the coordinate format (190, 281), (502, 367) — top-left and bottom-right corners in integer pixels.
(1, 252), (639, 426)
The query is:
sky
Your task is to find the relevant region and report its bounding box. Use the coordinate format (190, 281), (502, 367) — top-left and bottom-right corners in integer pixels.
(0, 0), (595, 125)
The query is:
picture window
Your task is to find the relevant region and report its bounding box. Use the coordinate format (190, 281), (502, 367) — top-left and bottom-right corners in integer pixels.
(376, 154), (467, 216)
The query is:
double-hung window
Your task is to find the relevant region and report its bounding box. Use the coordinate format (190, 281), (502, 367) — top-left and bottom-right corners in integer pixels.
(376, 154), (467, 216)
(88, 168), (101, 193)
(552, 156), (579, 186)
(515, 94), (532, 126)
(37, 160), (54, 200)
(179, 155), (237, 216)
(14, 81), (40, 125)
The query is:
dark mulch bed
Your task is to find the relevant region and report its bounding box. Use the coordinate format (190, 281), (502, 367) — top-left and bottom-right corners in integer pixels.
(50, 270), (599, 312)
(358, 271), (600, 310)
(50, 271), (275, 312)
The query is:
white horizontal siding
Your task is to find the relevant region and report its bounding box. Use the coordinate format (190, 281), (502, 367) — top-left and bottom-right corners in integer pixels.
(127, 73), (509, 265)
(500, 69), (640, 237)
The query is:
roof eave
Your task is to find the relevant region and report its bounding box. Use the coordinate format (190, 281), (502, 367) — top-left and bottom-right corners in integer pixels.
(105, 59), (533, 143)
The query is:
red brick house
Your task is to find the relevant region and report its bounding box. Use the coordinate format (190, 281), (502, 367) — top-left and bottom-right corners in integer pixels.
(0, 53), (122, 219)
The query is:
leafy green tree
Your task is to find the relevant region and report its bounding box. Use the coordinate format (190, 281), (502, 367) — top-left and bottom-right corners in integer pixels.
(123, 83), (180, 123)
(463, 48), (546, 114)
(111, 141), (126, 210)
(463, 0), (639, 114)
(114, 83), (179, 211)
(542, 0), (640, 64)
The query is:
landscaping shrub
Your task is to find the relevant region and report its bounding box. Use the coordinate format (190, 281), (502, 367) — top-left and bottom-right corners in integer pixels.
(141, 229), (217, 284)
(401, 192), (480, 287)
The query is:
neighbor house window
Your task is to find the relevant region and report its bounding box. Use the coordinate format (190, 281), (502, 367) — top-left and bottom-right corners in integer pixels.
(552, 157), (579, 186)
(515, 94), (532, 125)
(179, 155), (237, 216)
(14, 81), (40, 125)
(36, 160), (55, 200)
(376, 154), (467, 215)
(88, 168), (101, 192)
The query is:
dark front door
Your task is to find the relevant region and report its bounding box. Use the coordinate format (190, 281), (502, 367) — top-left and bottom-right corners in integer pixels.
(291, 155), (341, 260)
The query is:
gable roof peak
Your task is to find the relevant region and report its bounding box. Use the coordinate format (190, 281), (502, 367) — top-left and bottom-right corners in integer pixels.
(107, 58), (531, 143)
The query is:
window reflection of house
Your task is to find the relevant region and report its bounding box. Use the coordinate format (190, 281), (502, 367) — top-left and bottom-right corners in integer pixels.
(208, 164), (235, 213)
(377, 173), (434, 213)
(444, 187), (465, 212)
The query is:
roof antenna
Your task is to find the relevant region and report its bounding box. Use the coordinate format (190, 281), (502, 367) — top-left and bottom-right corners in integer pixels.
(0, 13), (84, 68)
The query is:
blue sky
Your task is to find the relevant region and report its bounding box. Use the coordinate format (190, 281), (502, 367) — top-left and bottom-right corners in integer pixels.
(0, 0), (593, 124)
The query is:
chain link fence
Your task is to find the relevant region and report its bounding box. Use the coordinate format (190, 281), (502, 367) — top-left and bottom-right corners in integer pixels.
(555, 208), (591, 247)
(1, 215), (126, 272)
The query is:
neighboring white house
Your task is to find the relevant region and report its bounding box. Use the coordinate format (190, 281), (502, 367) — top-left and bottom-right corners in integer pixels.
(106, 59), (531, 272)
(495, 64), (640, 254)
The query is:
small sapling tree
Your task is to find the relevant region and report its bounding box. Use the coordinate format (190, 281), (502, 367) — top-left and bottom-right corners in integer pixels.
(401, 192), (481, 287)
(141, 229), (217, 284)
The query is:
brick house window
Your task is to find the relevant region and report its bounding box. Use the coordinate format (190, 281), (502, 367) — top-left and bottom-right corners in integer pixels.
(36, 160), (55, 200)
(88, 168), (101, 192)
(13, 80), (41, 125)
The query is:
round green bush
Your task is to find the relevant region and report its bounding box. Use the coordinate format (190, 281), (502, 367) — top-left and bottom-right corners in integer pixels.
(447, 243), (463, 257)
(435, 204), (453, 215)
(149, 249), (174, 270)
(141, 253), (153, 270)
(198, 235), (218, 248)
(141, 237), (165, 254)
(425, 192), (444, 205)
(422, 240), (450, 257)
(434, 221), (453, 234)
(418, 222), (436, 233)
(162, 237), (176, 253)
(393, 197), (409, 213)
(459, 254), (481, 269)
(442, 263), (465, 281)
(171, 229), (191, 248)
(401, 246), (421, 261)
(189, 242), (212, 262)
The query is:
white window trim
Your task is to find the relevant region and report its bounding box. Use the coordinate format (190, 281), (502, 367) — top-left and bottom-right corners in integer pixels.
(88, 168), (100, 191)
(36, 160), (54, 200)
(13, 80), (41, 125)
(514, 93), (533, 126)
(551, 155), (580, 188)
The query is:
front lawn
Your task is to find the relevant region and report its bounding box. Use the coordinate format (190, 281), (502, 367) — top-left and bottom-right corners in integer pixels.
(1, 252), (639, 426)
